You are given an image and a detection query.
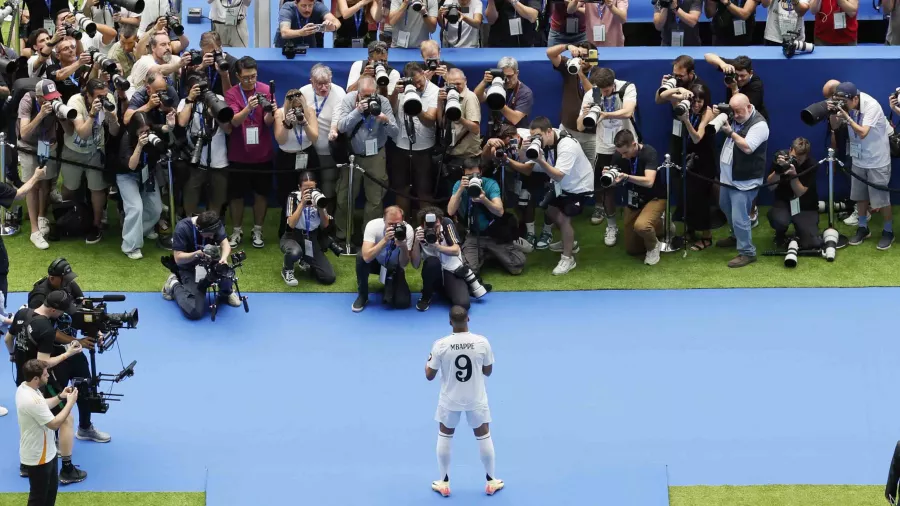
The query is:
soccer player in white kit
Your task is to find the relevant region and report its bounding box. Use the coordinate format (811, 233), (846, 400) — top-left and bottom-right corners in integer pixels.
(425, 305), (504, 497)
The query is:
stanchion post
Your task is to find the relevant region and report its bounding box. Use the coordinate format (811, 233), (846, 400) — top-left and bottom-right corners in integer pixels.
(340, 156), (358, 256)
(827, 147), (835, 228)
(0, 131), (11, 236)
(660, 153), (681, 253)
(155, 156), (176, 250)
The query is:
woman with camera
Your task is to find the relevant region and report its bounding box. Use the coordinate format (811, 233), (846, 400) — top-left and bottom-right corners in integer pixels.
(281, 172), (336, 287)
(117, 111), (166, 260)
(274, 88), (319, 239)
(676, 83), (720, 251)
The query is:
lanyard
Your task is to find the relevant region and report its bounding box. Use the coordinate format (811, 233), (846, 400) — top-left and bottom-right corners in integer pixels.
(293, 125), (304, 146)
(506, 82), (519, 110)
(851, 110), (863, 139)
(208, 67), (219, 91)
(630, 152), (639, 175)
(597, 2), (605, 18)
(314, 93), (327, 115)
(239, 87), (258, 126)
(294, 6), (308, 31)
(70, 72), (80, 87)
(193, 225), (206, 251)
(142, 152), (148, 168)
(577, 68), (591, 97)
(690, 112), (700, 129)
(303, 206), (311, 234)
(354, 10), (365, 34)
(384, 242), (396, 263)
(44, 0), (51, 12)
(546, 148), (556, 166)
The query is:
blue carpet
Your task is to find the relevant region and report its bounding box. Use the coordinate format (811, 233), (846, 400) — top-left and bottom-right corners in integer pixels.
(0, 288), (892, 502)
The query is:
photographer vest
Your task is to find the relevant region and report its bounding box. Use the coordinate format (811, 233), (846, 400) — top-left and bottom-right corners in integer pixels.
(731, 111), (768, 182)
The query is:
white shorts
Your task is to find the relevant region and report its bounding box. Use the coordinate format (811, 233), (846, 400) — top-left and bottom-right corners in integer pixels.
(434, 405), (491, 429)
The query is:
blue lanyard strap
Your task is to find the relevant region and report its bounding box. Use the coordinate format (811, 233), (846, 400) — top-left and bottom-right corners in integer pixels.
(303, 206), (311, 233)
(239, 87), (258, 126)
(294, 6), (308, 29)
(630, 154), (639, 175)
(293, 125), (304, 146)
(314, 93), (327, 115)
(690, 113), (700, 128)
(354, 10), (364, 33)
(597, 2), (605, 17)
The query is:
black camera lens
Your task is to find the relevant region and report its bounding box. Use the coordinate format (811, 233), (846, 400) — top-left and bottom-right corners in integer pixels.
(423, 227), (437, 244)
(393, 223), (407, 241)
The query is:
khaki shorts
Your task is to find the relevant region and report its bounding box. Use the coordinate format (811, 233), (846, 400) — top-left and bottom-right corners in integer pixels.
(60, 145), (108, 191)
(18, 145), (60, 181)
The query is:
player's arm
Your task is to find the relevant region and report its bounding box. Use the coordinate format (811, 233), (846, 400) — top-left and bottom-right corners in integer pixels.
(425, 347), (440, 381)
(482, 364), (492, 377)
(425, 364), (438, 380)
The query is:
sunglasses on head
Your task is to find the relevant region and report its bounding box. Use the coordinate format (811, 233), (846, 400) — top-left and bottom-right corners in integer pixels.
(285, 93), (300, 100)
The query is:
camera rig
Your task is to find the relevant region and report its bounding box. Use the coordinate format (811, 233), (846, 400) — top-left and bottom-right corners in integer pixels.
(199, 245), (250, 321)
(58, 295), (139, 414)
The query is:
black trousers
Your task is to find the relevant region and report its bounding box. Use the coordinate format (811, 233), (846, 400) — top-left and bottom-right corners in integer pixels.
(50, 353), (92, 430)
(26, 455), (58, 506)
(173, 267), (234, 320)
(768, 201), (821, 249)
(280, 230), (336, 285)
(420, 256), (470, 309)
(356, 252), (410, 309)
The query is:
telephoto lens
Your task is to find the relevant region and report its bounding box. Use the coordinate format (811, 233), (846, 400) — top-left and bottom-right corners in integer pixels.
(64, 23), (82, 40)
(112, 75), (130, 91)
(401, 85), (422, 115)
(657, 76), (677, 95)
(715, 102), (734, 120)
(453, 265), (488, 298)
(51, 99), (77, 120)
(823, 228), (839, 262)
(201, 90), (235, 123)
(485, 69), (507, 111)
(784, 239), (799, 268)
(599, 167), (622, 189)
(190, 137), (206, 165)
(673, 99), (691, 117)
(146, 132), (163, 149)
(167, 15), (184, 36)
(75, 13), (97, 38)
(466, 175), (483, 198)
(582, 105), (602, 130)
(524, 135), (543, 160)
(306, 189), (327, 208)
(566, 58), (582, 75)
(374, 62), (390, 87)
(444, 88), (461, 121)
(411, 0), (423, 11)
(99, 95), (115, 112)
(213, 50), (230, 71)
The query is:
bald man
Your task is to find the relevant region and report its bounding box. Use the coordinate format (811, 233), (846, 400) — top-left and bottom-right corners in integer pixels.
(713, 93), (769, 268)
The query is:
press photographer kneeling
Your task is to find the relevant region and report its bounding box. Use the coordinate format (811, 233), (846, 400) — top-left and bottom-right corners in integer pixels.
(354, 206), (414, 312)
(280, 173), (336, 287)
(766, 138), (820, 250)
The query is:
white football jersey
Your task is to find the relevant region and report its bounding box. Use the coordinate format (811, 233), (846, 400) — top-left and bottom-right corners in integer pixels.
(427, 332), (493, 411)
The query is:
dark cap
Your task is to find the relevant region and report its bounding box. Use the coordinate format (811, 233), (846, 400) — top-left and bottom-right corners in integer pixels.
(44, 290), (77, 315)
(835, 82), (859, 99)
(48, 258), (77, 284)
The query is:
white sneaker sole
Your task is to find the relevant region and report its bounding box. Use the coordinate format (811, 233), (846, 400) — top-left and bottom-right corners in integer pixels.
(552, 263), (576, 276)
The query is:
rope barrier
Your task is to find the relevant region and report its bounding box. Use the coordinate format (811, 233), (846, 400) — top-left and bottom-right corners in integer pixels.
(682, 162), (820, 191)
(836, 163), (900, 193)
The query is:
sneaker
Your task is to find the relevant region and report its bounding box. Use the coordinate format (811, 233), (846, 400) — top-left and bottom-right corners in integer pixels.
(145, 230), (159, 240)
(76, 425), (111, 443)
(229, 228), (243, 247)
(85, 226), (102, 244)
(59, 465), (87, 485)
(432, 480), (451, 497)
(843, 208), (860, 226)
(251, 228), (264, 248)
(604, 225), (618, 247)
(37, 217), (50, 236)
(552, 255), (576, 276)
(877, 230), (895, 251)
(749, 206), (759, 229)
(416, 296), (431, 312)
(0, 405), (6, 416)
(222, 292), (242, 307)
(590, 206), (605, 225)
(727, 255), (757, 268)
(352, 295), (368, 313)
(282, 268), (298, 287)
(548, 240), (579, 253)
(523, 232), (536, 247)
(30, 231), (49, 250)
(125, 249), (143, 260)
(644, 240), (662, 266)
(513, 237), (534, 253)
(162, 274), (179, 301)
(848, 227), (870, 246)
(535, 231), (552, 250)
(485, 478), (505, 496)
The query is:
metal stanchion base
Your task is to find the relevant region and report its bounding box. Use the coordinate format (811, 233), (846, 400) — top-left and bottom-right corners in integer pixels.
(340, 243), (358, 257)
(0, 227), (18, 236)
(660, 236), (684, 253)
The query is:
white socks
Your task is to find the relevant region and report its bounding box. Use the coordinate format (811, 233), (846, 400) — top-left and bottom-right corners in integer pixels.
(477, 433), (495, 480)
(542, 223), (553, 235)
(437, 432), (453, 481)
(525, 222), (535, 235)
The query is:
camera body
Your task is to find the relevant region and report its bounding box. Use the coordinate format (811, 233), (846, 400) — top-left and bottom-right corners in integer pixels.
(599, 167), (622, 188)
(524, 135), (543, 160)
(485, 68), (507, 111)
(200, 246), (247, 283)
(422, 213), (439, 244)
(282, 41), (307, 59)
(444, 0), (460, 23)
(781, 31), (814, 58)
(167, 14), (184, 36)
(68, 298), (139, 338)
(62, 22), (82, 40)
(156, 89), (176, 108)
(715, 102), (734, 120)
(255, 93), (275, 113)
(188, 49), (204, 66)
(362, 95), (382, 116)
(390, 222), (407, 241)
(426, 58), (440, 71)
(653, 0), (673, 8)
(213, 50), (230, 71)
(674, 99), (691, 117)
(891, 88), (900, 102)
(566, 58), (582, 75)
(373, 61), (390, 87)
(723, 71), (737, 86)
(444, 85), (462, 121)
(773, 150), (798, 175)
(466, 175), (483, 198)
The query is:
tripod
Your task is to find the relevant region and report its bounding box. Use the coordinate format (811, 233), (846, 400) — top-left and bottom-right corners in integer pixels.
(659, 154), (685, 253)
(206, 272), (249, 321)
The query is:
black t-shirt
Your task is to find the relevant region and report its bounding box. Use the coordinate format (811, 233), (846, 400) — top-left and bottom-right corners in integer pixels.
(10, 308), (59, 363)
(24, 0), (69, 35)
(774, 155), (818, 211)
(128, 86), (179, 126)
(487, 0), (543, 47)
(427, 61), (456, 87)
(172, 217), (227, 269)
(47, 62), (87, 102)
(611, 144), (665, 201)
(0, 182), (16, 209)
(28, 279), (85, 310)
(722, 71), (768, 121)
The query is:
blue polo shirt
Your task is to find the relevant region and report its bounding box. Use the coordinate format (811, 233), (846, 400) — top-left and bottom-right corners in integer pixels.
(451, 177), (501, 234)
(274, 1), (330, 48)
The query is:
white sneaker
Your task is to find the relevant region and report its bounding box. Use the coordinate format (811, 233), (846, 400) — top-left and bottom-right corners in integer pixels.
(282, 268), (298, 287)
(229, 228), (243, 247)
(552, 255), (576, 275)
(485, 478), (504, 496)
(590, 206), (605, 225)
(644, 240), (662, 266)
(843, 208), (859, 226)
(0, 405), (7, 416)
(224, 292), (242, 307)
(513, 237), (534, 253)
(126, 249), (143, 260)
(30, 231), (49, 250)
(37, 217), (50, 236)
(604, 225), (618, 247)
(49, 189), (62, 204)
(432, 480), (451, 497)
(162, 274), (179, 301)
(251, 228), (264, 248)
(548, 240), (579, 253)
(145, 230), (159, 240)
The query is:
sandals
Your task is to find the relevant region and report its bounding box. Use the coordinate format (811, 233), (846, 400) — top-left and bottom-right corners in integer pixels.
(690, 238), (713, 251)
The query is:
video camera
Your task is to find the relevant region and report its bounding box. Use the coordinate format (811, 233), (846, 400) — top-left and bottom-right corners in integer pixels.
(197, 245), (250, 320)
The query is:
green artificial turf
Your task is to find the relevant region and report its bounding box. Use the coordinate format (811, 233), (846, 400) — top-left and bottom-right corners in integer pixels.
(670, 485), (884, 506)
(5, 204), (900, 293)
(0, 492), (204, 505)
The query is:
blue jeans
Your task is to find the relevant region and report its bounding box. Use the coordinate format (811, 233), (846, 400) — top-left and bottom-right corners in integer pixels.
(719, 186), (759, 257)
(547, 30), (587, 47)
(116, 173), (163, 253)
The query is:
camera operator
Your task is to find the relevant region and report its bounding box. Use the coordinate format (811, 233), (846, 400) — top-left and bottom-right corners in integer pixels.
(419, 40), (457, 87)
(347, 41), (400, 95)
(18, 80), (64, 251)
(334, 76), (400, 244)
(24, 0), (70, 37)
(437, 68), (483, 168)
(302, 64), (345, 210)
(208, 0), (253, 48)
(116, 111), (166, 260)
(28, 258), (85, 309)
(577, 68), (637, 246)
(655, 55), (707, 168)
(604, 130), (666, 265)
(134, 16), (190, 60)
(128, 29), (191, 93)
(829, 83), (893, 248)
(766, 138), (820, 249)
(163, 211), (242, 319)
(761, 0), (808, 45)
(274, 88), (319, 239)
(334, 0), (382, 48)
(809, 0), (858, 45)
(177, 72), (233, 217)
(547, 42), (596, 164)
(484, 0), (541, 47)
(388, 0), (437, 48)
(124, 70), (178, 125)
(652, 0), (702, 46)
(226, 56), (277, 249)
(106, 25), (140, 77)
(474, 57), (533, 130)
(411, 207), (470, 311)
(59, 78), (120, 244)
(448, 158), (525, 275)
(438, 0), (482, 48)
(281, 172), (335, 286)
(705, 0), (758, 46)
(703, 54), (769, 120)
(388, 62), (439, 217)
(354, 205), (414, 312)
(480, 124), (537, 253)
(26, 29), (53, 78)
(189, 32), (239, 96)
(275, 0), (341, 48)
(714, 93), (769, 268)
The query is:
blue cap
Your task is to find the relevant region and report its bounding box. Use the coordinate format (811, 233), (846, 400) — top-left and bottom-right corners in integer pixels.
(835, 82), (859, 98)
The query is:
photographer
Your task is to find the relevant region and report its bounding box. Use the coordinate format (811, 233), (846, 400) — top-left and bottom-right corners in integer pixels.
(275, 0), (341, 48)
(656, 55), (707, 170)
(176, 72), (233, 217)
(480, 124), (537, 253)
(59, 78), (120, 245)
(577, 68), (637, 245)
(766, 138), (820, 249)
(705, 0), (758, 46)
(809, 0), (858, 45)
(47, 36), (89, 102)
(411, 207), (469, 311)
(125, 70), (178, 125)
(388, 0), (437, 48)
(829, 83), (893, 248)
(604, 130), (665, 265)
(354, 206), (414, 312)
(274, 88), (319, 238)
(484, 0), (541, 47)
(163, 211), (242, 320)
(419, 40), (457, 86)
(547, 0), (587, 46)
(18, 80), (63, 251)
(334, 76), (400, 244)
(714, 93), (769, 268)
(346, 41), (400, 95)
(24, 0), (70, 36)
(474, 57), (533, 130)
(652, 0), (702, 46)
(437, 0), (483, 48)
(116, 111), (165, 260)
(208, 0), (253, 47)
(389, 62), (439, 217)
(128, 29), (191, 92)
(703, 54), (769, 120)
(190, 31), (239, 96)
(281, 172), (335, 287)
(761, 0), (808, 45)
(107, 25), (140, 77)
(334, 0), (381, 48)
(301, 64), (345, 210)
(437, 68), (483, 167)
(547, 43), (596, 166)
(448, 158), (525, 275)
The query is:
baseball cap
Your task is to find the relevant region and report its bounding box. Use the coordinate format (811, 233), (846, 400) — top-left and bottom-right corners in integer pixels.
(44, 290), (77, 315)
(834, 82), (859, 99)
(48, 258), (77, 284)
(35, 79), (62, 101)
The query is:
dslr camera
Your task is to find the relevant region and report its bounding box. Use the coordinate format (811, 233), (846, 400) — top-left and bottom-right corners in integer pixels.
(464, 174), (483, 198)
(166, 14), (184, 36)
(443, 1), (461, 23)
(599, 167), (622, 189)
(390, 222), (407, 241)
(657, 74), (681, 94)
(422, 213), (439, 244)
(373, 61), (390, 87)
(362, 95), (382, 116)
(773, 149), (798, 175)
(188, 49), (204, 66)
(425, 58), (440, 71)
(305, 188), (327, 208)
(485, 68), (507, 111)
(524, 135), (543, 160)
(723, 70), (737, 86)
(715, 102), (734, 120)
(653, 0), (673, 8)
(282, 41), (307, 59)
(255, 93), (275, 113)
(155, 89), (176, 108)
(782, 30), (814, 58)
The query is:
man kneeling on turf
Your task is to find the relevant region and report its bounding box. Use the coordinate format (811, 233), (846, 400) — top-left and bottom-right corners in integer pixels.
(352, 206), (414, 312)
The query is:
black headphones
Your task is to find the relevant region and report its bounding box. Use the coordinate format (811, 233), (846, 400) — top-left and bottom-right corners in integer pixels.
(48, 257), (71, 276)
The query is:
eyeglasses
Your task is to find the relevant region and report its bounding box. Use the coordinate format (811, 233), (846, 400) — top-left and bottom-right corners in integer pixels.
(239, 74), (258, 82)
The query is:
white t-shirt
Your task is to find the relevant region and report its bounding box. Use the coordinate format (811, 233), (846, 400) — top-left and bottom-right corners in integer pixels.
(581, 79), (637, 155)
(300, 83), (347, 156)
(137, 0), (173, 36)
(393, 81), (439, 150)
(426, 331), (493, 412)
(390, 0), (438, 47)
(763, 0), (805, 44)
(26, 55), (43, 78)
(176, 98), (229, 168)
(16, 383), (56, 466)
(848, 93), (891, 169)
(207, 0), (252, 23)
(128, 54), (167, 91)
(286, 191), (323, 232)
(81, 33), (115, 55)
(442, 1), (482, 48)
(64, 92), (115, 153)
(719, 114), (769, 190)
(553, 132), (595, 194)
(363, 218), (415, 266)
(418, 220), (464, 271)
(347, 60), (401, 96)
(277, 107), (314, 152)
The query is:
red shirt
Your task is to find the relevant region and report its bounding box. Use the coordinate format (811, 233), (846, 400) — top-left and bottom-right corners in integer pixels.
(550, 3), (586, 33)
(814, 0), (858, 44)
(225, 83), (275, 164)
